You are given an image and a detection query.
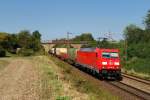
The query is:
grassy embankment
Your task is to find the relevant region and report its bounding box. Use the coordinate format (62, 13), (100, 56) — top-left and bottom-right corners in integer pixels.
(0, 58), (10, 71)
(119, 47), (150, 80)
(46, 55), (119, 100)
(121, 58), (150, 80)
(0, 55), (119, 100)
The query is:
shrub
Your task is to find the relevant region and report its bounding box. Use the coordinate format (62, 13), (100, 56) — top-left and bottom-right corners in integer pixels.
(0, 49), (6, 57)
(18, 48), (34, 56)
(33, 45), (45, 56)
(125, 58), (150, 75)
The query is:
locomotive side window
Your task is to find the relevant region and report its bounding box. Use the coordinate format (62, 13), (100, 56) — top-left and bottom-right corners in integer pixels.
(102, 52), (110, 58)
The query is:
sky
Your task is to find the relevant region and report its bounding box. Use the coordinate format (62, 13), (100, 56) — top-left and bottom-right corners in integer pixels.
(0, 0), (150, 41)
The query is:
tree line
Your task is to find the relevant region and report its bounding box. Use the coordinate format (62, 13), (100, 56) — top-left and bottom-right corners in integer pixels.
(0, 30), (44, 56)
(67, 32), (117, 48)
(0, 9), (149, 75)
(124, 10), (150, 59)
(123, 10), (150, 75)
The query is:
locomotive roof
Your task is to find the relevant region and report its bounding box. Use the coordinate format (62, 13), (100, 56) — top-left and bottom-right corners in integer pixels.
(79, 48), (119, 52)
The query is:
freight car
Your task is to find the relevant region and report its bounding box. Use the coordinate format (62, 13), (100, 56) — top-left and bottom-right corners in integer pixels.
(50, 47), (122, 80)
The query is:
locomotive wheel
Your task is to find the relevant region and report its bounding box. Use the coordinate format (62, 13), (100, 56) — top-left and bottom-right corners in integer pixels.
(96, 73), (104, 80)
(116, 76), (123, 81)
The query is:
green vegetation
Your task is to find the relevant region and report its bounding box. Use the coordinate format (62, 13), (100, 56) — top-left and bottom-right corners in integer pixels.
(0, 47), (6, 57)
(53, 44), (73, 48)
(71, 32), (119, 48)
(0, 30), (44, 57)
(0, 32), (8, 57)
(68, 48), (77, 60)
(56, 96), (71, 100)
(37, 57), (63, 99)
(18, 48), (34, 56)
(123, 10), (150, 76)
(72, 33), (94, 42)
(145, 10), (150, 30)
(49, 55), (119, 100)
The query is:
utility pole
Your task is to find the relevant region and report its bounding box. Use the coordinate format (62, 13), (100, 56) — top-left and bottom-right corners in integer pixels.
(67, 32), (72, 53)
(97, 37), (102, 48)
(125, 38), (128, 70)
(105, 31), (115, 41)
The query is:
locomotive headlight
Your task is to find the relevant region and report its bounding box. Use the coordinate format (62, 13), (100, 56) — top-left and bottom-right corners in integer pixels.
(102, 62), (107, 65)
(114, 62), (120, 65)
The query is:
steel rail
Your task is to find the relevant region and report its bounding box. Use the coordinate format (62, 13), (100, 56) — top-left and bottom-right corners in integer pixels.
(122, 73), (150, 85)
(109, 81), (150, 100)
(50, 54), (150, 100)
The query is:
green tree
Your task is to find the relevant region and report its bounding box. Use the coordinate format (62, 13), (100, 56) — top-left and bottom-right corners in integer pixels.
(73, 33), (94, 42)
(32, 30), (41, 39)
(0, 32), (8, 41)
(0, 46), (6, 57)
(18, 30), (32, 48)
(31, 30), (41, 51)
(122, 9), (150, 75)
(145, 10), (150, 30)
(0, 32), (9, 49)
(6, 34), (19, 53)
(124, 24), (144, 45)
(143, 29), (150, 42)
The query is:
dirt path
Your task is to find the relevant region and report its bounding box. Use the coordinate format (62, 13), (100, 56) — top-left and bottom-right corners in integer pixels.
(0, 58), (39, 100)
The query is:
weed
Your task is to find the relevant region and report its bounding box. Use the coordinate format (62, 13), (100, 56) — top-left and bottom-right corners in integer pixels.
(0, 59), (9, 71)
(56, 96), (71, 100)
(49, 55), (119, 100)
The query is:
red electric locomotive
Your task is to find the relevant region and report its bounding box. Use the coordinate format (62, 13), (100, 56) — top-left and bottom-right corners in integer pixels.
(76, 48), (122, 80)
(50, 47), (122, 80)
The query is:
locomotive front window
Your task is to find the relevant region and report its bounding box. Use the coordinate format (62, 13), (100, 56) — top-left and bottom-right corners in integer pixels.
(102, 52), (119, 58)
(110, 52), (119, 58)
(102, 52), (110, 58)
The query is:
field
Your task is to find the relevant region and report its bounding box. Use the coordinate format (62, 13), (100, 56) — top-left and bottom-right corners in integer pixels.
(0, 56), (119, 100)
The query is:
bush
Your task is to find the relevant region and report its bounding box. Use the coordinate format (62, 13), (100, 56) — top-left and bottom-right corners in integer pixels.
(18, 48), (34, 56)
(125, 58), (150, 75)
(0, 48), (6, 57)
(33, 45), (45, 56)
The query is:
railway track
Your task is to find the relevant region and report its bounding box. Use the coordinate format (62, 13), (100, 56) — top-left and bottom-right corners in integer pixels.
(115, 73), (150, 100)
(73, 63), (150, 99)
(51, 55), (150, 100)
(109, 81), (150, 100)
(78, 67), (150, 99)
(122, 73), (150, 85)
(121, 73), (150, 93)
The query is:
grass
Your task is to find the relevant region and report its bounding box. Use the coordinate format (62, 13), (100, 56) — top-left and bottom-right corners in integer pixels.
(6, 51), (18, 57)
(123, 57), (150, 80)
(49, 55), (120, 100)
(122, 68), (150, 80)
(32, 56), (65, 100)
(0, 56), (60, 99)
(0, 55), (120, 99)
(0, 58), (10, 71)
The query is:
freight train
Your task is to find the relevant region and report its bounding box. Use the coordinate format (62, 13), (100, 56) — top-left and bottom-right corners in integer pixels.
(49, 47), (122, 80)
